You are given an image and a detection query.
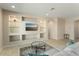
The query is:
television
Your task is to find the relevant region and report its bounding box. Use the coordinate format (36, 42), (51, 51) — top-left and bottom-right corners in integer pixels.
(25, 22), (38, 31)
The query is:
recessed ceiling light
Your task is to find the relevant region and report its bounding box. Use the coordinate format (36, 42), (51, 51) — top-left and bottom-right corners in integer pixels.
(11, 5), (15, 8)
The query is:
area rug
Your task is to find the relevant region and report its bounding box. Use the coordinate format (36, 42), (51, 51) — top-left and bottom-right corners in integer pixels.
(20, 43), (59, 56)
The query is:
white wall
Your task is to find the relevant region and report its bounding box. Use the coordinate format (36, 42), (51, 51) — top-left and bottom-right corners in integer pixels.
(53, 18), (58, 40)
(47, 18), (58, 40)
(57, 17), (65, 40)
(47, 17), (65, 40)
(65, 19), (75, 40)
(74, 19), (79, 40)
(0, 8), (2, 50)
(74, 21), (79, 39)
(48, 20), (55, 39)
(47, 17), (78, 40)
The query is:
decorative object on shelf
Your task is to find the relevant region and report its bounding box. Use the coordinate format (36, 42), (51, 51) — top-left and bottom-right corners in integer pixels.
(9, 15), (20, 22)
(13, 18), (17, 22)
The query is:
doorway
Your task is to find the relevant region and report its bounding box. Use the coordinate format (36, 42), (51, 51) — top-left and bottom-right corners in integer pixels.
(48, 20), (54, 39)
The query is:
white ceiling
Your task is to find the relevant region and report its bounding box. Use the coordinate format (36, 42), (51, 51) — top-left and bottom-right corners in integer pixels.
(0, 3), (79, 18)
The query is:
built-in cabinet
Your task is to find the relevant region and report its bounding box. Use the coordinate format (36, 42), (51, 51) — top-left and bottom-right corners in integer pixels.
(8, 15), (46, 42)
(3, 10), (48, 47)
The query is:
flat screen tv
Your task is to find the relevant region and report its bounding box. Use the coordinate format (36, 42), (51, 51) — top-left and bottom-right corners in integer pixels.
(25, 22), (38, 31)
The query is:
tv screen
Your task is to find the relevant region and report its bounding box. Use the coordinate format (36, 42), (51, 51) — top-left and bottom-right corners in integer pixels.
(25, 23), (38, 31)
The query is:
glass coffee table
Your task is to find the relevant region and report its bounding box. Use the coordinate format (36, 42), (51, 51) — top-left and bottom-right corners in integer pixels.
(31, 41), (46, 55)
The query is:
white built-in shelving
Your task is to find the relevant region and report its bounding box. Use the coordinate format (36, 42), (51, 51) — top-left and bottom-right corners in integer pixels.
(7, 15), (47, 47)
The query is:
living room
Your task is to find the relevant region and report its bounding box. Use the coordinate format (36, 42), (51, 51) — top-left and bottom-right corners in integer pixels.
(0, 3), (79, 56)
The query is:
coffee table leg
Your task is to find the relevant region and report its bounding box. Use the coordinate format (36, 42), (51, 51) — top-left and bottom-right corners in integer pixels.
(44, 45), (46, 51)
(35, 46), (37, 55)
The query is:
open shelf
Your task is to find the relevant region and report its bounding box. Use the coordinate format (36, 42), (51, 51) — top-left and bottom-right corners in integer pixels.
(9, 35), (20, 42)
(9, 27), (20, 33)
(22, 33), (39, 41)
(40, 33), (44, 38)
(22, 35), (26, 40)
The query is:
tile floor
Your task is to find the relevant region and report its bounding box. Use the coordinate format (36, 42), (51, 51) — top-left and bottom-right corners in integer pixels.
(0, 39), (68, 56)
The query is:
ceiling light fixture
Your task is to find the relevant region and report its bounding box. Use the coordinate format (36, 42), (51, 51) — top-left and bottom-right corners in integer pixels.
(46, 8), (55, 16)
(11, 5), (15, 8)
(50, 8), (55, 11)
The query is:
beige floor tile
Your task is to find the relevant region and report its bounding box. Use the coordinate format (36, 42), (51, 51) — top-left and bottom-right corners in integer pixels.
(0, 39), (68, 56)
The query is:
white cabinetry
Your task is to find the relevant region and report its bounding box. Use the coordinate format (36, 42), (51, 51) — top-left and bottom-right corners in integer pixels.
(5, 15), (48, 47)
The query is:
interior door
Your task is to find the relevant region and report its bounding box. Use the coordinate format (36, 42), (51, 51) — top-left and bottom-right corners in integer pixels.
(48, 20), (54, 39)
